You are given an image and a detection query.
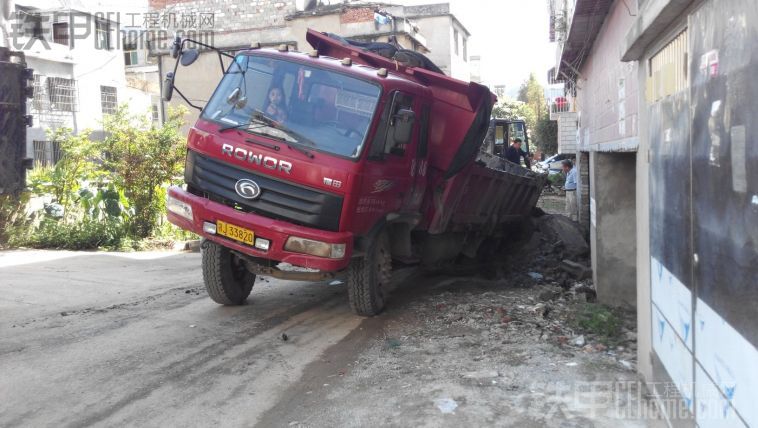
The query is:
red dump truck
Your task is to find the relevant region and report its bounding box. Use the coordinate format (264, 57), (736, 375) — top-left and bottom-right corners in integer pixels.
(164, 30), (545, 315)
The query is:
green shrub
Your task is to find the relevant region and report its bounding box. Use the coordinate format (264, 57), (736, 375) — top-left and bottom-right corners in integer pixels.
(24, 217), (128, 250)
(6, 105), (190, 250)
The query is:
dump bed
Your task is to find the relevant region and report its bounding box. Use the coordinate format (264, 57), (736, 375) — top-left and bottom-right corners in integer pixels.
(424, 161), (546, 234)
(307, 30), (546, 235)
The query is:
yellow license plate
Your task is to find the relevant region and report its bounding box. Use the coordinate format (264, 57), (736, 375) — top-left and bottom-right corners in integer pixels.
(216, 220), (254, 245)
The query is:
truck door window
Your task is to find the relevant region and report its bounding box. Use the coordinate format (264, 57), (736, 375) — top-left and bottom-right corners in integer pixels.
(369, 92), (414, 159)
(494, 124), (506, 156)
(508, 122), (528, 152)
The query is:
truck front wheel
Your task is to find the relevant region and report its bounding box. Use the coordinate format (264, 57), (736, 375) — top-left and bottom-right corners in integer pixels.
(347, 231), (392, 316)
(202, 240), (255, 305)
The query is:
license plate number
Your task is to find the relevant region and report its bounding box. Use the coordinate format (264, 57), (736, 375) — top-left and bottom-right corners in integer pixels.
(216, 220), (254, 245)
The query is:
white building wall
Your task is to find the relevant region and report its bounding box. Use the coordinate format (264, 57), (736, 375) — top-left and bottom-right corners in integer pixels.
(411, 15), (453, 76)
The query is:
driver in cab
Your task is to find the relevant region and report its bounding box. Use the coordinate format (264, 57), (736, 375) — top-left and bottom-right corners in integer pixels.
(264, 86), (288, 123)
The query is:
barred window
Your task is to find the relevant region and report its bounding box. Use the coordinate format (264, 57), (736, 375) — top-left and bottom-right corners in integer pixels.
(33, 140), (62, 168)
(100, 85), (118, 115)
(46, 77), (78, 112)
(32, 74), (49, 111)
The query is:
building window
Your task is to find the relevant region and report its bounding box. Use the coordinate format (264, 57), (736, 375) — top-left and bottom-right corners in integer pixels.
(462, 37), (468, 61)
(100, 85), (118, 115)
(646, 29), (688, 103)
(453, 29), (459, 55)
(33, 140), (62, 168)
(47, 77), (78, 112)
(31, 74), (48, 111)
(123, 39), (138, 66)
(151, 104), (160, 123)
(95, 20), (111, 50)
(53, 22), (69, 46)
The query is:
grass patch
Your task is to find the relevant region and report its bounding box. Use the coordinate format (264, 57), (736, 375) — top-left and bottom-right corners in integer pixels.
(573, 303), (622, 341)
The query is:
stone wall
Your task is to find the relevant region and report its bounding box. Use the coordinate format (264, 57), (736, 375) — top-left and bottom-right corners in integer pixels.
(149, 0), (296, 33)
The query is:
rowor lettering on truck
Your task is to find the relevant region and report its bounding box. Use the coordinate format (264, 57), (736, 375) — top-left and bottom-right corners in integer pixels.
(221, 143), (293, 174)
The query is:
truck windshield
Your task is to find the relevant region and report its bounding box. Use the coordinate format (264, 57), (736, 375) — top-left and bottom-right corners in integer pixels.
(202, 54), (381, 158)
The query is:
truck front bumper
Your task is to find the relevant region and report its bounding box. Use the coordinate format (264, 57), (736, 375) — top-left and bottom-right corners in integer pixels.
(166, 186), (353, 272)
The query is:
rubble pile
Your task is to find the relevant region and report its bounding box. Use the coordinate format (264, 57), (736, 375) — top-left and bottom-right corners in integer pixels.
(404, 214), (638, 370)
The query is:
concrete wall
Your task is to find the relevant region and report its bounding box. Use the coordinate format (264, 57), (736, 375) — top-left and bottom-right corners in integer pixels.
(557, 111), (577, 153)
(589, 151), (637, 307)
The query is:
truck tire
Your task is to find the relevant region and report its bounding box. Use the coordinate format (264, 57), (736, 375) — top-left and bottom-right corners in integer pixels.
(202, 240), (255, 305)
(347, 231), (392, 316)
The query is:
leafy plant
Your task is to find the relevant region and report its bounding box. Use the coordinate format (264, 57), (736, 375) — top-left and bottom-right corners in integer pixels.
(102, 105), (188, 238)
(27, 128), (103, 220)
(78, 185), (131, 222)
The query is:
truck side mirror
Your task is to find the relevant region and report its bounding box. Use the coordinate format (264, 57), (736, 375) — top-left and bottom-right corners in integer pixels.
(180, 48), (199, 66)
(162, 72), (175, 102)
(392, 109), (415, 147)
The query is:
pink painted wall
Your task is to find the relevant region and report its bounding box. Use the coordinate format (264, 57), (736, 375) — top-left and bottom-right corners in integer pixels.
(576, 0), (639, 148)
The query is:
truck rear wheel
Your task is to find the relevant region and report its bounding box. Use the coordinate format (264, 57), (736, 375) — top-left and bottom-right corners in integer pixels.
(347, 231), (392, 316)
(202, 240), (255, 305)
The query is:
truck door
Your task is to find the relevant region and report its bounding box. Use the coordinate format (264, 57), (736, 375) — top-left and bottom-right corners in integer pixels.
(359, 91), (422, 221)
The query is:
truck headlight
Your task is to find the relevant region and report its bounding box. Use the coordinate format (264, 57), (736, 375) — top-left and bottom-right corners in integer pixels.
(284, 237), (346, 259)
(167, 195), (193, 221)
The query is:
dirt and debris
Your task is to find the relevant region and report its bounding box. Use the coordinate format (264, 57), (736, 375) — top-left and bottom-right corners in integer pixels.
(257, 216), (655, 426)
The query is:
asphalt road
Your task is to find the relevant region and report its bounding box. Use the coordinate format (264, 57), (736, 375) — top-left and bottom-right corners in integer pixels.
(0, 250), (364, 427)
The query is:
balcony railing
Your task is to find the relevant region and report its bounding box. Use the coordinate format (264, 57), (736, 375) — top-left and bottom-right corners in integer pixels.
(545, 85), (574, 118)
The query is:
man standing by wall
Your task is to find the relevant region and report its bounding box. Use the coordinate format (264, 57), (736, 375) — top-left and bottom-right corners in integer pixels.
(562, 159), (577, 221)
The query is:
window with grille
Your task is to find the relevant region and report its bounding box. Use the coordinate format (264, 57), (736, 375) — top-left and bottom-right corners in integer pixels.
(95, 20), (111, 50)
(151, 104), (160, 123)
(100, 85), (118, 115)
(53, 22), (69, 46)
(33, 140), (62, 168)
(646, 29), (688, 103)
(47, 77), (78, 112)
(32, 74), (49, 111)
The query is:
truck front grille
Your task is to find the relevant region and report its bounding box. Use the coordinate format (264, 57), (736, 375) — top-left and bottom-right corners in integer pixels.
(185, 151), (343, 231)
